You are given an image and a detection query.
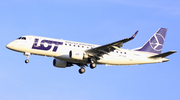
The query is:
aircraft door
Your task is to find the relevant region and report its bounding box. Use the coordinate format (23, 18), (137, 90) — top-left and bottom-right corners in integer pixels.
(129, 50), (134, 61)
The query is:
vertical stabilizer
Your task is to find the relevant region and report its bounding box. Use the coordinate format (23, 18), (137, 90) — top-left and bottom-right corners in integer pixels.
(136, 28), (167, 54)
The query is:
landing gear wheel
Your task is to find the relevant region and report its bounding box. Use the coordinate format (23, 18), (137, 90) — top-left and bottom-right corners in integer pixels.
(79, 68), (85, 74)
(24, 52), (30, 64)
(90, 63), (96, 69)
(25, 59), (29, 63)
(89, 58), (95, 63)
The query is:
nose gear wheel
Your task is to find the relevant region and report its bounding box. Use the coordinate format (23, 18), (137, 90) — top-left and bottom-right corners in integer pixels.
(24, 52), (30, 64)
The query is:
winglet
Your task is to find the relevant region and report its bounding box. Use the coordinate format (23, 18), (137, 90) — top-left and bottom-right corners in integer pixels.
(121, 30), (139, 44)
(129, 30), (138, 40)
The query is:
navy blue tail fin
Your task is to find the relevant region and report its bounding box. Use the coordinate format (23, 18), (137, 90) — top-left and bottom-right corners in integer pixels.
(135, 28), (167, 54)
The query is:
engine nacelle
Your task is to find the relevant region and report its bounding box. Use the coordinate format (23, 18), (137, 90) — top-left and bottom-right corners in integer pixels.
(69, 50), (85, 60)
(53, 59), (72, 68)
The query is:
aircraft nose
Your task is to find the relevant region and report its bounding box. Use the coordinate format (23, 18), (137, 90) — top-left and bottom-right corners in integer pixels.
(6, 42), (14, 49)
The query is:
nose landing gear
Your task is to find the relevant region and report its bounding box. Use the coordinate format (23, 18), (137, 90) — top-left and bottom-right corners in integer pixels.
(24, 52), (30, 63)
(25, 59), (29, 63)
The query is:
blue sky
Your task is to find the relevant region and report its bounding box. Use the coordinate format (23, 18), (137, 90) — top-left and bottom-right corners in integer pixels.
(0, 0), (180, 100)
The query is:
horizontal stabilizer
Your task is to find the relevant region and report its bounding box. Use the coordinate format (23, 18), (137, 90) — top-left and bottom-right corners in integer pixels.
(149, 51), (177, 58)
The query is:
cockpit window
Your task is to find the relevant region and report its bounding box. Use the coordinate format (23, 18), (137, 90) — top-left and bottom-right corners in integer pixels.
(17, 37), (26, 40)
(22, 37), (26, 40)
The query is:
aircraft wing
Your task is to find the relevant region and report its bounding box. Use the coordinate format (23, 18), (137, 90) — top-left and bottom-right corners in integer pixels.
(85, 30), (138, 59)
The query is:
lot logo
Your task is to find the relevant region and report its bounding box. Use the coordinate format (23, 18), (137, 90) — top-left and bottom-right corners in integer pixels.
(32, 38), (63, 52)
(149, 33), (164, 51)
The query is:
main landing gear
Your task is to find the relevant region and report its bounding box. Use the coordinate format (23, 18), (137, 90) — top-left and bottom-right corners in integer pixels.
(77, 63), (87, 74)
(89, 58), (97, 69)
(78, 58), (97, 74)
(78, 63), (96, 74)
(90, 61), (96, 69)
(24, 52), (30, 63)
(79, 68), (85, 74)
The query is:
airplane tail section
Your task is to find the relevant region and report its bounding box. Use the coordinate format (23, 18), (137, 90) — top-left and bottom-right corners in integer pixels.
(135, 28), (167, 54)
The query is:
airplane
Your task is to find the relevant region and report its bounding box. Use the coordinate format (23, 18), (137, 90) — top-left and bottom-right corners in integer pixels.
(6, 28), (177, 74)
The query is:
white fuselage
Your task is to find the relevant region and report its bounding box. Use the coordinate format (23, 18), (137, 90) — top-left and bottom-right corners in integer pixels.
(6, 35), (169, 66)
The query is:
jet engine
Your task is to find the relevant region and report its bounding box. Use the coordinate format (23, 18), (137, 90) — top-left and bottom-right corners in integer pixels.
(53, 59), (72, 68)
(69, 50), (86, 60)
